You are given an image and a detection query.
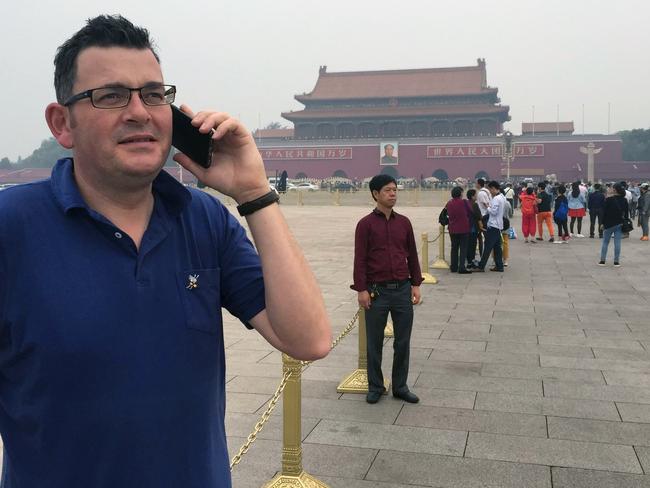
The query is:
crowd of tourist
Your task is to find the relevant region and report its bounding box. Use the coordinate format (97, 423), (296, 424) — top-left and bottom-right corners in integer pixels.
(443, 178), (650, 270)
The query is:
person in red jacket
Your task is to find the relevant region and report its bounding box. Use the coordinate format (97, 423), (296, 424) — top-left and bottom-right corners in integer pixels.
(519, 187), (538, 243)
(445, 186), (472, 274)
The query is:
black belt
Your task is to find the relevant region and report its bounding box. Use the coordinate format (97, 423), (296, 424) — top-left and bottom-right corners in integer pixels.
(373, 279), (410, 290)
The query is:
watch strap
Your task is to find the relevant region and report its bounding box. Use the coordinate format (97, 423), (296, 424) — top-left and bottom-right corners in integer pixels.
(237, 190), (280, 216)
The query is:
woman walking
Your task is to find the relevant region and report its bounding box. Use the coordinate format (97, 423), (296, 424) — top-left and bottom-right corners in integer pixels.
(567, 181), (587, 237)
(519, 187), (537, 243)
(599, 183), (628, 266)
(445, 186), (472, 274)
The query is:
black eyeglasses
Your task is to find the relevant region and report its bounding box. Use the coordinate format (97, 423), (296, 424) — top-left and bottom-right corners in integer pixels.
(63, 84), (176, 109)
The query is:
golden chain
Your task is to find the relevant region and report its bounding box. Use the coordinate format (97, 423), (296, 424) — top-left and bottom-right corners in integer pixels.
(230, 308), (360, 470)
(229, 369), (292, 470)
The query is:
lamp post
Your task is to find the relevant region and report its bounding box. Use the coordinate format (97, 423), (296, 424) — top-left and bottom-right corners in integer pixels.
(501, 131), (514, 181)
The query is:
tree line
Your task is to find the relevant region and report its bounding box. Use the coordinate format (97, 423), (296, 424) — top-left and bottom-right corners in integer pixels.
(2, 128), (650, 170)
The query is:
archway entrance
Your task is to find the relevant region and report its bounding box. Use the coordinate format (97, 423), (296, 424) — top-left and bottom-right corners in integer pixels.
(432, 169), (449, 181)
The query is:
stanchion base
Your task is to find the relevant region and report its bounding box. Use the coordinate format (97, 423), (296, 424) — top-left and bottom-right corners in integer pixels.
(421, 273), (438, 284)
(263, 470), (330, 488)
(384, 321), (394, 338)
(336, 369), (390, 394)
(430, 259), (449, 270)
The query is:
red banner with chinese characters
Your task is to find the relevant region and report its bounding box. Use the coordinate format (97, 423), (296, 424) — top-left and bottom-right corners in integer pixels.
(427, 144), (544, 158)
(261, 147), (353, 160)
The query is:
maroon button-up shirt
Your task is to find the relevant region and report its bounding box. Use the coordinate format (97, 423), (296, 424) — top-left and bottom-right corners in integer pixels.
(351, 208), (423, 292)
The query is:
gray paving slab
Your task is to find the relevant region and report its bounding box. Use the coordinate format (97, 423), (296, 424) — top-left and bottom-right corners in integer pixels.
(475, 392), (620, 420)
(341, 386), (476, 409)
(396, 404), (547, 437)
(548, 416), (650, 447)
(605, 371), (650, 388)
(541, 356), (650, 373)
(429, 349), (540, 366)
(551, 467), (650, 487)
(365, 450), (552, 488)
(465, 432), (643, 473)
(305, 419), (467, 456)
(635, 446), (650, 474)
(545, 380), (650, 404)
(486, 341), (595, 358)
(416, 372), (542, 395)
(481, 363), (605, 383)
(596, 348), (650, 361)
(617, 403), (650, 423)
(539, 335), (645, 350)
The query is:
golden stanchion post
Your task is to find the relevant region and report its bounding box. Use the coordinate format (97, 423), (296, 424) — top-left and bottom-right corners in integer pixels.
(337, 308), (389, 393)
(334, 189), (341, 206)
(297, 190), (304, 206)
(263, 355), (329, 488)
(431, 225), (450, 269)
(420, 232), (438, 283)
(414, 187), (420, 207)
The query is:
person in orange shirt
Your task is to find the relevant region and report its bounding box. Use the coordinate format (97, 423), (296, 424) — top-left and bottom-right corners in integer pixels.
(519, 187), (538, 243)
(535, 182), (555, 243)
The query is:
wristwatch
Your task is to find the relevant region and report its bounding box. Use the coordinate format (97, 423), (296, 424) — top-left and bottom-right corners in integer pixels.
(237, 190), (280, 216)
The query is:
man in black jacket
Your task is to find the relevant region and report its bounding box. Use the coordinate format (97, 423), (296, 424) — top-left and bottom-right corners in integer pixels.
(588, 183), (606, 238)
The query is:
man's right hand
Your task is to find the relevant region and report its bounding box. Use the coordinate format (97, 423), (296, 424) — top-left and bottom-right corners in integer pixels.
(358, 291), (371, 310)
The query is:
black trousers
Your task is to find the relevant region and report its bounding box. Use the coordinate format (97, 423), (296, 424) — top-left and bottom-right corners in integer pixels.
(467, 231), (482, 265)
(589, 209), (604, 237)
(478, 227), (503, 270)
(366, 281), (413, 394)
(449, 232), (469, 272)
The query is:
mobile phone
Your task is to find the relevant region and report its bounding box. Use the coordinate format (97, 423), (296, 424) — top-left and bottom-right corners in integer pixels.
(171, 105), (213, 168)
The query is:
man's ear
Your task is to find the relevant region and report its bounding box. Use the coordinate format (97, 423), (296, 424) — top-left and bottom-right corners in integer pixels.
(371, 189), (378, 201)
(45, 103), (73, 149)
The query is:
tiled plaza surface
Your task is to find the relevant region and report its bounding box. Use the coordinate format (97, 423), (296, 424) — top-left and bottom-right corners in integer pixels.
(225, 199), (650, 488)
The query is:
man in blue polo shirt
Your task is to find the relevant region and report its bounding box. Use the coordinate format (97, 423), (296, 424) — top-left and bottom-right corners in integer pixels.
(0, 15), (331, 488)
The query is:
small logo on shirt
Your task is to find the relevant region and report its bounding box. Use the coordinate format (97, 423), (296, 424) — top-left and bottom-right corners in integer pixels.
(186, 274), (199, 290)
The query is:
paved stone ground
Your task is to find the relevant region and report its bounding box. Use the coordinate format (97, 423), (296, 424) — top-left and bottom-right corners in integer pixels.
(225, 200), (650, 488)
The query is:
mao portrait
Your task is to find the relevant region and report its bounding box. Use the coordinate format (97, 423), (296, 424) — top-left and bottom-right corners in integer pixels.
(380, 142), (399, 165)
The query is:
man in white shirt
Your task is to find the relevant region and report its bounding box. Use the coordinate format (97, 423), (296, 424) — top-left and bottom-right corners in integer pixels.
(476, 178), (492, 216)
(475, 181), (506, 272)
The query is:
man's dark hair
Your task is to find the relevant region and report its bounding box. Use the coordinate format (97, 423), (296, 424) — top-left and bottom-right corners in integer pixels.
(384, 144), (394, 150)
(476, 178), (485, 187)
(613, 182), (626, 196)
(369, 174), (397, 201)
(538, 182), (547, 190)
(558, 184), (566, 195)
(526, 187), (534, 195)
(487, 180), (500, 191)
(54, 15), (159, 103)
(451, 186), (463, 198)
(466, 189), (476, 199)
(594, 183), (602, 191)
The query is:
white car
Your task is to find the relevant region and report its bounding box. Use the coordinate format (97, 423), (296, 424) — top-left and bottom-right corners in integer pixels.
(290, 182), (319, 191)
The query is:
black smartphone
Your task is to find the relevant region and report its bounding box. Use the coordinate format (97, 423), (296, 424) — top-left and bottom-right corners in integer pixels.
(171, 105), (213, 168)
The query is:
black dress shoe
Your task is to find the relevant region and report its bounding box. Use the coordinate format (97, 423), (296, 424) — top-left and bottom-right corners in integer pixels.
(366, 391), (382, 404)
(449, 268), (458, 273)
(393, 390), (419, 403)
(473, 267), (485, 272)
(489, 267), (504, 272)
(458, 269), (472, 274)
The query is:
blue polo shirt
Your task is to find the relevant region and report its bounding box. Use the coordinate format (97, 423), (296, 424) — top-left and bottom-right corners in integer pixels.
(0, 158), (265, 487)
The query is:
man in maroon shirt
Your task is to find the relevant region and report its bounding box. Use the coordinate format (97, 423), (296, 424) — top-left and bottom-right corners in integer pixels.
(352, 175), (423, 404)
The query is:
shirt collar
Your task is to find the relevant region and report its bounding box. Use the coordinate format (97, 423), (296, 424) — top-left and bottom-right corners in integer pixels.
(372, 207), (396, 219)
(50, 157), (192, 216)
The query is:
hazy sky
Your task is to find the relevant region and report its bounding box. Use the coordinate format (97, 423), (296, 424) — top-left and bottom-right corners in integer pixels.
(2, 0), (648, 160)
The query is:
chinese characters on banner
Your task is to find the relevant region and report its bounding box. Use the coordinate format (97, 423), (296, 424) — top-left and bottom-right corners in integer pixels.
(426, 144), (544, 158)
(261, 147), (353, 160)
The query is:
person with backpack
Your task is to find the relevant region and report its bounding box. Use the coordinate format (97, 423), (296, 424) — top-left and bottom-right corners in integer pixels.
(519, 187), (537, 243)
(553, 185), (570, 243)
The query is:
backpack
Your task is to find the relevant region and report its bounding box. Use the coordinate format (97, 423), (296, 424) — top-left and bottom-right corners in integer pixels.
(554, 201), (568, 221)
